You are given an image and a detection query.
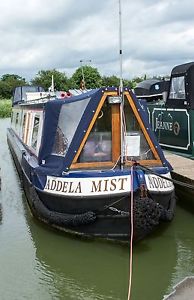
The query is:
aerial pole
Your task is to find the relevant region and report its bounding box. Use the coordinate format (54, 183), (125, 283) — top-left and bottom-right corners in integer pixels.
(118, 0), (124, 168)
(119, 0), (123, 95)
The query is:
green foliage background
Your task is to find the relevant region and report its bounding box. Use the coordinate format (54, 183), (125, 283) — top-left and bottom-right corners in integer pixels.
(0, 100), (12, 118)
(31, 69), (69, 91)
(0, 66), (164, 118)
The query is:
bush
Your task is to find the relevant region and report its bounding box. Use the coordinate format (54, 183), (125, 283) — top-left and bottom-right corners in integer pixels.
(0, 99), (12, 118)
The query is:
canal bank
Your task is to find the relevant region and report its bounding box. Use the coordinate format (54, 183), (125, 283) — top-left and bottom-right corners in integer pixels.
(1, 118), (194, 300)
(164, 276), (194, 300)
(164, 151), (194, 211)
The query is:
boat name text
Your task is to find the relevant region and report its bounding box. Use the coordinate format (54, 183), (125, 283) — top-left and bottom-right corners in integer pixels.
(44, 173), (174, 196)
(147, 175), (173, 189)
(155, 118), (173, 131)
(44, 177), (129, 196)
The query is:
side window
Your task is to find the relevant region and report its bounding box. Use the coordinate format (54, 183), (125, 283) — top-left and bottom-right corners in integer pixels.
(15, 112), (19, 126)
(53, 127), (68, 155)
(52, 99), (90, 156)
(22, 113), (27, 141)
(169, 76), (185, 99)
(15, 112), (21, 133)
(31, 115), (40, 150)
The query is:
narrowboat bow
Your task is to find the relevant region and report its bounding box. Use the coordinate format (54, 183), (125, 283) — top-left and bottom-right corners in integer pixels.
(7, 86), (175, 242)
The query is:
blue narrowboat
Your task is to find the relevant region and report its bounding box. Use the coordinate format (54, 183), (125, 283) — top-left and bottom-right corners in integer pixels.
(7, 86), (175, 242)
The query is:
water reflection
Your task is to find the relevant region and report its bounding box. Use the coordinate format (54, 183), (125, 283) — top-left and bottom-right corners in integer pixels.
(164, 207), (194, 298)
(1, 118), (129, 300)
(24, 201), (129, 300)
(23, 191), (180, 300)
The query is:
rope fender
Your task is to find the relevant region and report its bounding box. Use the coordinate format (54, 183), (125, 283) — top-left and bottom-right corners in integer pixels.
(133, 197), (161, 233)
(30, 185), (96, 227)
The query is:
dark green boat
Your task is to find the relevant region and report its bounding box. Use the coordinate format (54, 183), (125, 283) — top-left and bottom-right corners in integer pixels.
(134, 62), (194, 158)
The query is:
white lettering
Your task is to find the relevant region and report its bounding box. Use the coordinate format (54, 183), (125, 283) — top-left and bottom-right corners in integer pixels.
(155, 117), (173, 131)
(44, 176), (131, 197)
(145, 174), (174, 192)
(44, 174), (174, 197)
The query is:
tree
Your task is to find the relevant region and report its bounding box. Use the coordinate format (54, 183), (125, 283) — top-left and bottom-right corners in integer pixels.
(0, 81), (10, 99)
(71, 66), (102, 89)
(102, 75), (120, 87)
(1, 74), (26, 82)
(123, 79), (132, 88)
(67, 77), (77, 89)
(0, 74), (27, 99)
(102, 75), (132, 88)
(31, 69), (69, 91)
(131, 76), (145, 88)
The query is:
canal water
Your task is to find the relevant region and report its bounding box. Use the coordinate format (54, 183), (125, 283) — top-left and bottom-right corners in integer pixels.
(1, 118), (194, 300)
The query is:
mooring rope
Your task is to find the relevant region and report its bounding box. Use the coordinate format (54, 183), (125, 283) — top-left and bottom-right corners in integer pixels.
(128, 165), (134, 300)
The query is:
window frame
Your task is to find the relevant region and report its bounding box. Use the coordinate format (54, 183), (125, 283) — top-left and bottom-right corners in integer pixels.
(169, 75), (186, 100)
(21, 112), (27, 141)
(70, 91), (162, 169)
(31, 114), (41, 151)
(26, 110), (43, 156)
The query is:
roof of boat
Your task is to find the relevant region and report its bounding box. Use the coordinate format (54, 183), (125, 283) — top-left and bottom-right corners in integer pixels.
(12, 85), (45, 105)
(134, 79), (169, 96)
(135, 79), (161, 89)
(171, 61), (194, 75)
(13, 86), (115, 106)
(13, 86), (128, 107)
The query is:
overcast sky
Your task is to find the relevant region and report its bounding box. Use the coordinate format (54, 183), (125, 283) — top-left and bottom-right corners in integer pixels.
(0, 0), (194, 80)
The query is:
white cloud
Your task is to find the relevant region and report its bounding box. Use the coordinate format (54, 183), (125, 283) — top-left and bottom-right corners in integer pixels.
(0, 0), (194, 80)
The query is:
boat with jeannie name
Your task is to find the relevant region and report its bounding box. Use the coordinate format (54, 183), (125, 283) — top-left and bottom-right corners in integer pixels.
(135, 61), (194, 158)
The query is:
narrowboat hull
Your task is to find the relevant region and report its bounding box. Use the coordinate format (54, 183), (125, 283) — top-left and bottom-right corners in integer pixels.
(7, 127), (175, 243)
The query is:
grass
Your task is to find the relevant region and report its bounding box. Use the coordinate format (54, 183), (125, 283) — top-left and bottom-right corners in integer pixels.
(0, 99), (12, 118)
